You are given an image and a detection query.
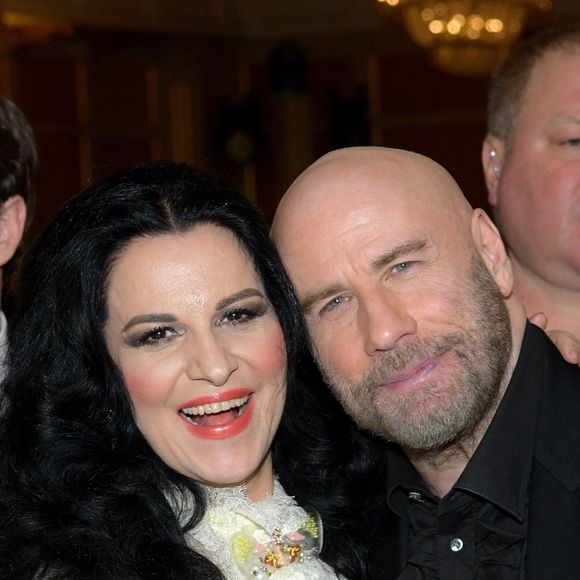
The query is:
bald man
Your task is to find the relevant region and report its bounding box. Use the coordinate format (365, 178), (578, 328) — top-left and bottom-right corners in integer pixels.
(272, 147), (580, 579)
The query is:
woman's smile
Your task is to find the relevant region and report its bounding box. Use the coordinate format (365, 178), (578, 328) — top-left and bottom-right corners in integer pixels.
(178, 388), (254, 439)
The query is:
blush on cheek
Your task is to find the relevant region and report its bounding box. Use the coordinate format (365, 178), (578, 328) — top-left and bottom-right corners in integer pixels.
(122, 370), (168, 405)
(255, 327), (287, 376)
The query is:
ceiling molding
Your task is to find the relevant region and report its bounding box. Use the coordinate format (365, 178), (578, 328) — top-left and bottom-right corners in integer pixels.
(0, 0), (578, 39)
(0, 0), (242, 35)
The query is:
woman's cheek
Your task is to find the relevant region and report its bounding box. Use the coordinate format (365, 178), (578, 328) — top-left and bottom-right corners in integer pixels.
(121, 366), (171, 405)
(254, 325), (287, 376)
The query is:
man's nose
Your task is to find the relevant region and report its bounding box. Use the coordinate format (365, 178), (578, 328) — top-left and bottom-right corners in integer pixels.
(359, 290), (417, 355)
(185, 334), (239, 386)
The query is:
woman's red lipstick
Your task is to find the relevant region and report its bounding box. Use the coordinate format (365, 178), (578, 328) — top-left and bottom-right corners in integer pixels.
(178, 388), (254, 440)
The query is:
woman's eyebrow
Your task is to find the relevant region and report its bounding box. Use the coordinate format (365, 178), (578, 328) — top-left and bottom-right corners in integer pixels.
(215, 288), (264, 311)
(123, 313), (177, 333)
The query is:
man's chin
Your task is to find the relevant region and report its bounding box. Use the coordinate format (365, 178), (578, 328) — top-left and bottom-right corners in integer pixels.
(365, 418), (462, 453)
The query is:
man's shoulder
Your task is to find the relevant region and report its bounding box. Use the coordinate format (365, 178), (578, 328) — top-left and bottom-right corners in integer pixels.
(519, 322), (580, 398)
(529, 326), (580, 490)
(532, 324), (580, 408)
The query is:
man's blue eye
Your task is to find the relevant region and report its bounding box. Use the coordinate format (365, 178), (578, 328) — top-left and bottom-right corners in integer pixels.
(324, 296), (345, 312)
(392, 262), (412, 273)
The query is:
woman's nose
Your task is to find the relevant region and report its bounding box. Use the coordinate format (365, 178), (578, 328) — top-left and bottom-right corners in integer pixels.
(185, 335), (239, 386)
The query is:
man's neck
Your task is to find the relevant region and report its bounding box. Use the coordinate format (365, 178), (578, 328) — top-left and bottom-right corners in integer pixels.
(511, 257), (580, 336)
(406, 405), (498, 498)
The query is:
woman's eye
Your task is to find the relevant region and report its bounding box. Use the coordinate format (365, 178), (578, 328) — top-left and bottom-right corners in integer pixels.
(222, 308), (259, 325)
(135, 326), (178, 346)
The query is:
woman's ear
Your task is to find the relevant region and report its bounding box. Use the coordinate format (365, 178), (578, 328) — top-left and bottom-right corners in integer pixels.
(0, 195), (26, 266)
(482, 135), (505, 207)
(470, 208), (513, 298)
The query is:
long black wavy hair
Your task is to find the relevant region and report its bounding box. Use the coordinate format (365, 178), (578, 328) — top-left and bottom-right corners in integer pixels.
(0, 162), (380, 579)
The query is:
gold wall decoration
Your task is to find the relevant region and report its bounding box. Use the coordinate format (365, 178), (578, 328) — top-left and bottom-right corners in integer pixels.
(377, 0), (552, 75)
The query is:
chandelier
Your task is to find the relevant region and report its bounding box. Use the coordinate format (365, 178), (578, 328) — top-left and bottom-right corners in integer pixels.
(377, 0), (552, 75)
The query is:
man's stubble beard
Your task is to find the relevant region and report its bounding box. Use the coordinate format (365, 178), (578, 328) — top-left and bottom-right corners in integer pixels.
(314, 255), (512, 456)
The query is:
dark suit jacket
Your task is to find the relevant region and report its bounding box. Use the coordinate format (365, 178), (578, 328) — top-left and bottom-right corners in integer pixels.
(365, 324), (580, 579)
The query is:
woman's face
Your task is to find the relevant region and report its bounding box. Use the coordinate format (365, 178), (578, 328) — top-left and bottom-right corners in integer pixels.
(105, 224), (287, 499)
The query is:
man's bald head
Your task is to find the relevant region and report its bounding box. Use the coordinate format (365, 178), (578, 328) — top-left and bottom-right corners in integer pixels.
(272, 147), (473, 268)
(272, 147), (481, 307)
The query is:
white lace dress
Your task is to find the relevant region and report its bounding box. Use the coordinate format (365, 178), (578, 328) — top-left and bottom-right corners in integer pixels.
(186, 480), (343, 579)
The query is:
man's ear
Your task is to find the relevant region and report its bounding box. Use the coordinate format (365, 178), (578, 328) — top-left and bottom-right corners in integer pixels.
(481, 135), (505, 207)
(470, 208), (513, 298)
(0, 195), (26, 267)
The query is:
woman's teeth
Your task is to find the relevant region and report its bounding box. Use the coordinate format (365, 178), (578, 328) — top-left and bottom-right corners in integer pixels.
(181, 396), (250, 417)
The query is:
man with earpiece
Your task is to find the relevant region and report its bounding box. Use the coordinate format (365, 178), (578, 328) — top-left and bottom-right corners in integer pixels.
(482, 23), (580, 339)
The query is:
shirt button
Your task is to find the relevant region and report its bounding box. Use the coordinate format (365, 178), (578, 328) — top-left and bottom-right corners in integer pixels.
(450, 538), (464, 552)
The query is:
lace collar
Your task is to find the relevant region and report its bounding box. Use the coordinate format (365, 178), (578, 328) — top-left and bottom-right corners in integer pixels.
(186, 479), (341, 579)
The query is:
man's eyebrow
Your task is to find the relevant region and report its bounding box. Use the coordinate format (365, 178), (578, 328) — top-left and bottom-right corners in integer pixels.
(301, 239), (428, 315)
(370, 239), (427, 271)
(302, 283), (348, 316)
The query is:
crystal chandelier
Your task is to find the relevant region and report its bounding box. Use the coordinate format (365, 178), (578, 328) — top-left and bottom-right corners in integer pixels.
(377, 0), (552, 75)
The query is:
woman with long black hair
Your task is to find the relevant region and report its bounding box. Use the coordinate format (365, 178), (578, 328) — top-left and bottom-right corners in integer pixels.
(0, 162), (380, 579)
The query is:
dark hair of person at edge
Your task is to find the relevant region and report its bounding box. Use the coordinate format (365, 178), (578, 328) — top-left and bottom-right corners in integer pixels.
(0, 95), (36, 214)
(0, 161), (383, 579)
(0, 94), (37, 283)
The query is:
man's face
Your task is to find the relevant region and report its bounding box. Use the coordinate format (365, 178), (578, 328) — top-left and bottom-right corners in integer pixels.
(315, 253), (511, 452)
(493, 50), (580, 291)
(275, 153), (513, 453)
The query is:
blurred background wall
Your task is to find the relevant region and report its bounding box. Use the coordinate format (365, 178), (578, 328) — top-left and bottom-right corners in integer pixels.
(0, 0), (577, 235)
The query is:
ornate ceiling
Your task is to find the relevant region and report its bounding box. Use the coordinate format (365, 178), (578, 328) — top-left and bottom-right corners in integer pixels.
(0, 0), (574, 38)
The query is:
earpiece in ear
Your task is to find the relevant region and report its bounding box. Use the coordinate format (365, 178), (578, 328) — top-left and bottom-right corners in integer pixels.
(490, 148), (501, 177)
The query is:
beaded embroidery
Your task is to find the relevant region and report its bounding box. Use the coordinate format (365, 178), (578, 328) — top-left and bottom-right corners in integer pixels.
(226, 511), (321, 577)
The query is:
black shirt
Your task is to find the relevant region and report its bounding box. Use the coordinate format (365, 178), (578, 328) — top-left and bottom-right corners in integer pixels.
(383, 325), (543, 579)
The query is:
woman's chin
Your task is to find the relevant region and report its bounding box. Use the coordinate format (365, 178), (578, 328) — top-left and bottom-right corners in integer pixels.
(195, 454), (275, 500)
